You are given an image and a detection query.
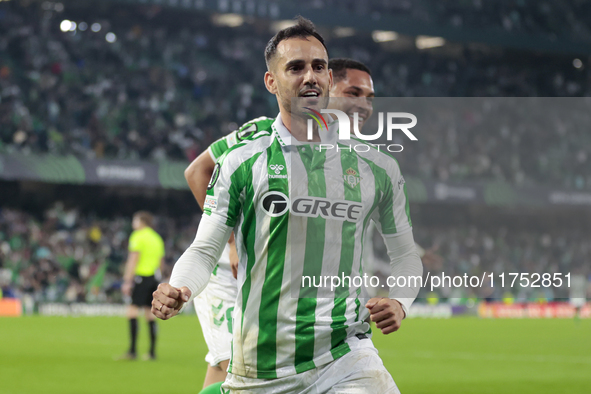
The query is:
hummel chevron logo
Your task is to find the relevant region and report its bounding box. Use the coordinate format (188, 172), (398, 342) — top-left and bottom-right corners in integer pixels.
(268, 164), (287, 179)
(269, 164), (284, 174)
(212, 300), (224, 315)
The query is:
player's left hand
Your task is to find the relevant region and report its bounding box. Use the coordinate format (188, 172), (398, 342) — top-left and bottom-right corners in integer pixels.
(365, 298), (405, 335)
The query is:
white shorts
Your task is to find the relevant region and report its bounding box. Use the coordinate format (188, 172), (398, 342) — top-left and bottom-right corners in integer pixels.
(221, 347), (399, 394)
(195, 247), (237, 367)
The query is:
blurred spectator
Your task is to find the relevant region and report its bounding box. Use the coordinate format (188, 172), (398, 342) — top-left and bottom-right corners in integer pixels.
(0, 204), (199, 303)
(1, 203), (588, 304)
(0, 1), (590, 189)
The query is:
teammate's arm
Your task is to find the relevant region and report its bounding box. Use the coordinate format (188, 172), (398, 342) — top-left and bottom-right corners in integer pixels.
(185, 151), (216, 210)
(122, 252), (139, 296)
(228, 233), (238, 278)
(185, 150), (239, 278)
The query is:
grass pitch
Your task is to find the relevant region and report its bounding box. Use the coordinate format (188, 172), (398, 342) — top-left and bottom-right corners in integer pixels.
(1, 315), (590, 393)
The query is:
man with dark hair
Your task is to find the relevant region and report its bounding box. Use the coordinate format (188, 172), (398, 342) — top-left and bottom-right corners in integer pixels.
(328, 58), (375, 131)
(264, 16), (329, 69)
(184, 58), (376, 393)
(330, 58), (372, 81)
(119, 211), (164, 360)
(155, 18), (421, 393)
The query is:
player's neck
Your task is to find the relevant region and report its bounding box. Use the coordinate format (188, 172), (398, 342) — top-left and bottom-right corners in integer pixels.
(280, 110), (321, 142)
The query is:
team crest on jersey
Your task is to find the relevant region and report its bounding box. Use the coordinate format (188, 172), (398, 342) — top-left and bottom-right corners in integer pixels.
(268, 164), (287, 179)
(343, 167), (361, 188)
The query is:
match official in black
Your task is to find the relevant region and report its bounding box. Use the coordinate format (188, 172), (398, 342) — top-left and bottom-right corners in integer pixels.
(119, 211), (165, 360)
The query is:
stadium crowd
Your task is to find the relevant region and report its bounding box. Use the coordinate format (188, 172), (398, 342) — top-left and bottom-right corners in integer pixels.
(295, 0), (591, 40)
(411, 224), (590, 301)
(1, 1), (590, 189)
(0, 204), (588, 304)
(0, 204), (198, 305)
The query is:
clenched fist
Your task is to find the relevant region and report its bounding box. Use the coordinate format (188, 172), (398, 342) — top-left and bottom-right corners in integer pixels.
(152, 283), (192, 320)
(366, 298), (405, 335)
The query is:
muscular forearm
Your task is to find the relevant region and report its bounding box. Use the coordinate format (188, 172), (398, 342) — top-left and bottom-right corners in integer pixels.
(383, 230), (423, 317)
(169, 215), (233, 303)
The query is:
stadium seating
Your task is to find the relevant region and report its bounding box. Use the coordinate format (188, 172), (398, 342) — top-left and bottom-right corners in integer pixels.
(1, 1), (589, 188)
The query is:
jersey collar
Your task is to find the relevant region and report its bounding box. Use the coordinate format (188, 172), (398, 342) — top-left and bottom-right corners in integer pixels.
(272, 112), (339, 147)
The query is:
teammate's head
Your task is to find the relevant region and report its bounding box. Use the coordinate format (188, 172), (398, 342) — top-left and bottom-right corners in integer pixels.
(264, 17), (332, 118)
(132, 211), (153, 230)
(328, 58), (375, 131)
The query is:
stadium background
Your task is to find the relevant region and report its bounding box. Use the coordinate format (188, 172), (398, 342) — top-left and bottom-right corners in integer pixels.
(0, 0), (590, 393)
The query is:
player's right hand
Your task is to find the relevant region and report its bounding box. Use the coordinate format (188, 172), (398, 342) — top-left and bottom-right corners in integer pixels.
(151, 283), (191, 320)
(122, 281), (132, 297)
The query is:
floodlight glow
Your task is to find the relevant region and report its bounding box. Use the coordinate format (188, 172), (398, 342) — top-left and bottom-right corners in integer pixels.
(211, 13), (244, 27)
(60, 20), (72, 32)
(91, 23), (101, 32)
(105, 32), (117, 43)
(372, 31), (398, 42)
(573, 58), (583, 69)
(334, 27), (355, 38)
(416, 36), (445, 49)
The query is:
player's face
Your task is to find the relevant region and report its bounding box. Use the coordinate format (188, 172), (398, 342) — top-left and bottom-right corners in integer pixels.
(132, 216), (142, 230)
(265, 36), (332, 116)
(329, 69), (375, 131)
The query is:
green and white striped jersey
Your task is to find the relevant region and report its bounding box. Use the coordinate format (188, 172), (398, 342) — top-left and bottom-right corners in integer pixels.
(203, 113), (412, 379)
(205, 116), (275, 279)
(207, 117), (275, 161)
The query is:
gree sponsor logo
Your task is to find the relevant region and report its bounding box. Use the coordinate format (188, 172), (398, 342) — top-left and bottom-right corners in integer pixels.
(260, 191), (290, 216)
(260, 192), (363, 222)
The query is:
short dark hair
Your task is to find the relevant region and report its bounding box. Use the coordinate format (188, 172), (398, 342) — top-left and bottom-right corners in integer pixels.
(329, 58), (371, 83)
(134, 211), (154, 227)
(264, 16), (328, 68)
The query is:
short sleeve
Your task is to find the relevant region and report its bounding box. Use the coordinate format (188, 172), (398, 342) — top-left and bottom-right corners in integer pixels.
(128, 231), (141, 252)
(203, 151), (247, 228)
(208, 133), (234, 161)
